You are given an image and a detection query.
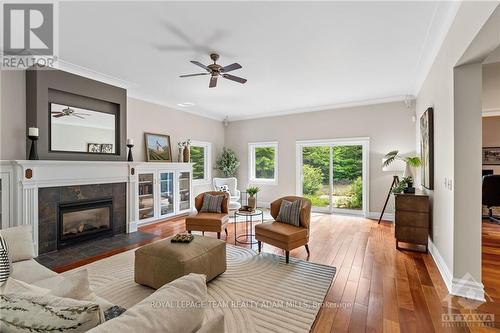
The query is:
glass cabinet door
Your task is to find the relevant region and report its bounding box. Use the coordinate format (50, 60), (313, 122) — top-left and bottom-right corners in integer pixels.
(159, 172), (174, 216)
(178, 172), (191, 212)
(138, 173), (155, 220)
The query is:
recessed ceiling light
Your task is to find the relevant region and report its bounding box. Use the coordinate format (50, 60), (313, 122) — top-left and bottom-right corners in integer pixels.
(177, 102), (195, 107)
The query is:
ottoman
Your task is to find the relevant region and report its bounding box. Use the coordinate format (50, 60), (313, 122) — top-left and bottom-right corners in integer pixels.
(134, 235), (226, 289)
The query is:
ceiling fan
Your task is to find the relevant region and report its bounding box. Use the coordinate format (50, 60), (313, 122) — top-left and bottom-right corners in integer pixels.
(180, 53), (247, 88)
(51, 106), (90, 119)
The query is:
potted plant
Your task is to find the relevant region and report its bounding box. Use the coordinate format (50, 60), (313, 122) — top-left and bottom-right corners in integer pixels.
(246, 186), (260, 211)
(392, 176), (414, 194)
(216, 147), (240, 177)
(383, 150), (421, 192)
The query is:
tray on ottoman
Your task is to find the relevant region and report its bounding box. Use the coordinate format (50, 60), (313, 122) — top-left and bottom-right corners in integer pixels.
(134, 235), (226, 289)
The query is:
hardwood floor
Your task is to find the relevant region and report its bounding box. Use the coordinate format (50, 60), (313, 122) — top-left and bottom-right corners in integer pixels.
(54, 214), (500, 332)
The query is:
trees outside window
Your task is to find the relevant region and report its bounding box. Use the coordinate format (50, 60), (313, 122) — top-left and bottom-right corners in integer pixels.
(249, 142), (278, 184)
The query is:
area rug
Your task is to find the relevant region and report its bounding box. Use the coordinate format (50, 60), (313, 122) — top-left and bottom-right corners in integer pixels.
(65, 245), (336, 333)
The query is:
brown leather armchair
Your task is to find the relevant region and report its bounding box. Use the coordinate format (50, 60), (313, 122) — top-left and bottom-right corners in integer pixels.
(185, 191), (229, 239)
(255, 196), (311, 263)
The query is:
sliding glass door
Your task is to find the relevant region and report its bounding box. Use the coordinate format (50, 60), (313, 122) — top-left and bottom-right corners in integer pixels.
(297, 138), (369, 215)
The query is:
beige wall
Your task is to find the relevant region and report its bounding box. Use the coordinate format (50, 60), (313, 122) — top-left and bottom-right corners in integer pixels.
(416, 1), (499, 290)
(127, 97), (225, 195)
(483, 62), (500, 112)
(483, 116), (500, 174)
(225, 101), (416, 215)
(0, 71), (225, 195)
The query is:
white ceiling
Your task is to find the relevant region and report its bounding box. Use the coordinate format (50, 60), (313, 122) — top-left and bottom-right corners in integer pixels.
(58, 1), (459, 121)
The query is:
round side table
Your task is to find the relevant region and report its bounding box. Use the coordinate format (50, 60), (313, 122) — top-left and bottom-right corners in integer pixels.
(233, 209), (264, 247)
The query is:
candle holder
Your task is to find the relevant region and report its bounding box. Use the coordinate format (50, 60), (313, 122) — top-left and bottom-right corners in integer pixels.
(127, 143), (134, 162)
(28, 135), (39, 160)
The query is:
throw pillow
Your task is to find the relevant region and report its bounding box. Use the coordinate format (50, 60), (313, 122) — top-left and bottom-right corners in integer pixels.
(86, 273), (207, 333)
(1, 277), (50, 295)
(0, 236), (11, 284)
(200, 194), (224, 213)
(276, 200), (302, 227)
(218, 185), (229, 193)
(103, 305), (127, 321)
(0, 292), (104, 332)
(0, 225), (35, 262)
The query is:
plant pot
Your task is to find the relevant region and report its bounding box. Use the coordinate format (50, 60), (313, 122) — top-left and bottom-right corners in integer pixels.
(248, 195), (256, 210)
(183, 147), (190, 163)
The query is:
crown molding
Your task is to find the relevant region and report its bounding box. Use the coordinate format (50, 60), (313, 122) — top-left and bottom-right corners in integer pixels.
(229, 95), (408, 122)
(482, 108), (500, 117)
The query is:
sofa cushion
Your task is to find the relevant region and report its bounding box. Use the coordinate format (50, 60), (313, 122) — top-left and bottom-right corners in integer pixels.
(34, 269), (94, 300)
(87, 273), (207, 333)
(0, 225), (35, 262)
(1, 277), (50, 295)
(255, 221), (308, 243)
(0, 292), (104, 332)
(11, 259), (58, 283)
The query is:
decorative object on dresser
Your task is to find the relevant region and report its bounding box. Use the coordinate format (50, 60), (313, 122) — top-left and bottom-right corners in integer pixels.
(378, 150), (421, 223)
(394, 191), (430, 252)
(183, 139), (192, 162)
(216, 147), (240, 177)
(246, 186), (260, 211)
(126, 138), (134, 161)
(144, 133), (172, 162)
(420, 107), (434, 189)
(27, 127), (39, 160)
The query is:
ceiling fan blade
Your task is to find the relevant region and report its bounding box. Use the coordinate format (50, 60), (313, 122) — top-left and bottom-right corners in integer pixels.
(190, 61), (209, 71)
(222, 74), (247, 84)
(209, 75), (218, 88)
(180, 73), (210, 78)
(53, 114), (65, 118)
(221, 63), (242, 73)
(75, 113), (90, 116)
(51, 111), (62, 114)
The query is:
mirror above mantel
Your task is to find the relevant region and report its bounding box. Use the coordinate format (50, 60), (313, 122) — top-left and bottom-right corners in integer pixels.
(50, 103), (117, 154)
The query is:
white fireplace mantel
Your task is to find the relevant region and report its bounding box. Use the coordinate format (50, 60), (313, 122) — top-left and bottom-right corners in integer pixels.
(0, 160), (192, 255)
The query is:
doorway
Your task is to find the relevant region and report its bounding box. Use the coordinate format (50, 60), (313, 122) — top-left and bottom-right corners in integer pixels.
(296, 138), (369, 216)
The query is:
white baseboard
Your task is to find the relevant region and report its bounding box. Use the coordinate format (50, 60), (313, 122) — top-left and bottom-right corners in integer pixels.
(428, 238), (485, 302)
(367, 211), (394, 222)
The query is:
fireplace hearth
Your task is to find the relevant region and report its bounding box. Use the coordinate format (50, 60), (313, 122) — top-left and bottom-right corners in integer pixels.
(58, 198), (113, 249)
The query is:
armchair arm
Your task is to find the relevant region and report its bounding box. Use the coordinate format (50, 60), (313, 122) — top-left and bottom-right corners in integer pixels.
(233, 189), (241, 200)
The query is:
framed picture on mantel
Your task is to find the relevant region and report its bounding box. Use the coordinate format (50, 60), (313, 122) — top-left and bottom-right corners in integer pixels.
(420, 107), (434, 190)
(144, 133), (172, 162)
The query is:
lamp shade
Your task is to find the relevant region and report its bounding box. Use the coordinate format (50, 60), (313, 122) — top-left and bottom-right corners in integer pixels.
(382, 158), (405, 172)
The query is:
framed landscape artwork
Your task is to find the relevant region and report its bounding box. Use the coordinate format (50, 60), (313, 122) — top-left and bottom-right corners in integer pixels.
(144, 133), (172, 162)
(483, 147), (500, 165)
(420, 107), (434, 189)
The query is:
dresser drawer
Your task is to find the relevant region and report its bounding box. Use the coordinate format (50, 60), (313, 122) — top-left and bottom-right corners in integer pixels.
(395, 226), (428, 245)
(395, 211), (429, 228)
(395, 195), (429, 213)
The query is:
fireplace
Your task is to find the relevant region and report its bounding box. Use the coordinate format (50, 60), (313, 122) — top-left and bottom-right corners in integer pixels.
(58, 198), (113, 249)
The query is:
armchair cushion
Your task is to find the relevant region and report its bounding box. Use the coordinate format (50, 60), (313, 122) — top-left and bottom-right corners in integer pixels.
(200, 194), (224, 213)
(255, 222), (308, 243)
(0, 225), (36, 262)
(276, 199), (302, 227)
(186, 213), (229, 228)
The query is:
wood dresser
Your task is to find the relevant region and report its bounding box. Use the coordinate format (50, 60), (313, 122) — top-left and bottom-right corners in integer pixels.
(394, 191), (430, 252)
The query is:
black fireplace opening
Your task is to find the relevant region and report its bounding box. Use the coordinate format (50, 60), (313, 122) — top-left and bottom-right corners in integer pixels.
(58, 198), (113, 249)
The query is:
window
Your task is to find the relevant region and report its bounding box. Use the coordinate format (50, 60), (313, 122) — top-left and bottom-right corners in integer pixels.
(190, 141), (211, 184)
(249, 142), (278, 184)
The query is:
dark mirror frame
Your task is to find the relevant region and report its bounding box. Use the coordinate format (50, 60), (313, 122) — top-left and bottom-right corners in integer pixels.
(26, 67), (127, 161)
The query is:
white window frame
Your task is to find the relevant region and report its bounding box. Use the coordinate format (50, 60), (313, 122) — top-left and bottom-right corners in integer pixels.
(248, 141), (279, 185)
(295, 137), (370, 217)
(190, 140), (212, 185)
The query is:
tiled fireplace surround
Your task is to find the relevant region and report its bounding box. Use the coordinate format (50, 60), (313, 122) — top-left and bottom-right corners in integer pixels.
(38, 183), (127, 254)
